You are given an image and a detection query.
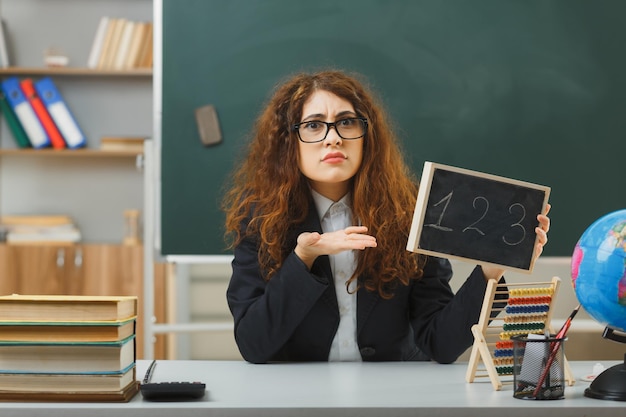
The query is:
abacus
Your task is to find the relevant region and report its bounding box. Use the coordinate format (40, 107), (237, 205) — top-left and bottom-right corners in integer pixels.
(465, 276), (575, 390)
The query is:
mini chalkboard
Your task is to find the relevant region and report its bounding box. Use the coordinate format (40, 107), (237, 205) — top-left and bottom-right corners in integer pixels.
(406, 162), (550, 272)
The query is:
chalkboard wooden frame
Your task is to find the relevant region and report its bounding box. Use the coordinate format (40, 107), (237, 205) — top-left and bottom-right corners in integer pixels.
(407, 162), (551, 273)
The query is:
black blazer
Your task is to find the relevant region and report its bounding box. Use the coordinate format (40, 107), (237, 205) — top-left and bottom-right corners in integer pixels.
(226, 204), (501, 364)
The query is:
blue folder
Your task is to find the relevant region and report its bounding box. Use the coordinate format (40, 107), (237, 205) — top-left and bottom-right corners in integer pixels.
(34, 77), (86, 149)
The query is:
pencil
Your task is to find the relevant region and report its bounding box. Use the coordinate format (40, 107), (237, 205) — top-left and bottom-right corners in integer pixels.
(532, 305), (580, 397)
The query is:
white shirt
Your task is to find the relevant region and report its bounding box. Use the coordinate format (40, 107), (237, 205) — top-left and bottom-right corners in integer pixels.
(311, 190), (362, 362)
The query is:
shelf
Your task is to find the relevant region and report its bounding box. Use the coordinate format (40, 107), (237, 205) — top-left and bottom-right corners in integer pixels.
(0, 149), (142, 158)
(0, 2), (151, 246)
(0, 67), (152, 77)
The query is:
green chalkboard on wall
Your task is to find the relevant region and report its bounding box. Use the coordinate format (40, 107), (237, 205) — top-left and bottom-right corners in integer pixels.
(161, 0), (626, 256)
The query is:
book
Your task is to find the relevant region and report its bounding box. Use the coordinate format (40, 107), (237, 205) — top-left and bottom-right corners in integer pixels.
(0, 318), (135, 342)
(124, 22), (146, 69)
(0, 19), (9, 68)
(87, 16), (110, 69)
(33, 77), (86, 148)
(0, 91), (30, 148)
(100, 136), (145, 152)
(0, 336), (135, 374)
(6, 223), (81, 244)
(1, 77), (50, 148)
(20, 78), (66, 149)
(0, 214), (74, 227)
(137, 22), (153, 68)
(0, 295), (137, 322)
(96, 17), (119, 69)
(0, 380), (139, 402)
(101, 18), (126, 70)
(0, 366), (135, 393)
(2, 215), (81, 244)
(113, 20), (135, 70)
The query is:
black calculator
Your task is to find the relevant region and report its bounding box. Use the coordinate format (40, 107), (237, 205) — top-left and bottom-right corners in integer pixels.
(140, 381), (206, 401)
(140, 361), (206, 401)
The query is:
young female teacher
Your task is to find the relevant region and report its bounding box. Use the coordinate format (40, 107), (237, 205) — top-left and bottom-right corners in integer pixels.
(223, 70), (550, 364)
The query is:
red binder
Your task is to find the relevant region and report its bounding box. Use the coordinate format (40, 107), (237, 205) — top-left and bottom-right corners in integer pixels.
(20, 78), (66, 149)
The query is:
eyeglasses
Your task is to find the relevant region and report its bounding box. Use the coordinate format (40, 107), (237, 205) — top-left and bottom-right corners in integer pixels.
(293, 117), (368, 143)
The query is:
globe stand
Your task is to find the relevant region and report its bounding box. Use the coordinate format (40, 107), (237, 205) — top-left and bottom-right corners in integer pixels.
(584, 327), (626, 401)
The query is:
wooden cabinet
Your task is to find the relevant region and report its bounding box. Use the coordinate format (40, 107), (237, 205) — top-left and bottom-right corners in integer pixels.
(0, 243), (168, 359)
(0, 244), (75, 294)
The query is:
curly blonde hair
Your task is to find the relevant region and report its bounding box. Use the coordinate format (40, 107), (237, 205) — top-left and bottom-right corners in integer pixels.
(223, 70), (425, 298)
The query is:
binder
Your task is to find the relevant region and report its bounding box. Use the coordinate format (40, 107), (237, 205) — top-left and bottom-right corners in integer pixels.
(0, 91), (30, 148)
(33, 77), (86, 149)
(20, 78), (66, 149)
(0, 77), (50, 148)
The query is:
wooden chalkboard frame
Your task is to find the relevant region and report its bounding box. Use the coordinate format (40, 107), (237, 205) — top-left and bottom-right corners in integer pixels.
(407, 162), (550, 273)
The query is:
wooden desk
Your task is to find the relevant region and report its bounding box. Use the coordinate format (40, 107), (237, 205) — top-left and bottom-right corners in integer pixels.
(1, 360), (625, 417)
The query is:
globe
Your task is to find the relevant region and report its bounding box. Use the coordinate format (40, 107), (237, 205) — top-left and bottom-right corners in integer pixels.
(571, 209), (626, 401)
(571, 209), (626, 332)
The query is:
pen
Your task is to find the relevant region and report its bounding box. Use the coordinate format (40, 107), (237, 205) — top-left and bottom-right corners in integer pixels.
(143, 360), (157, 384)
(532, 305), (580, 397)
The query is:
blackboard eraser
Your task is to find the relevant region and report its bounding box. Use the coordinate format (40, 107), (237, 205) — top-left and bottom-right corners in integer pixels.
(195, 105), (222, 146)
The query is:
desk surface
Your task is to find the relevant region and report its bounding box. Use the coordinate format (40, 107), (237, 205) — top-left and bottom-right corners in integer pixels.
(1, 360), (625, 417)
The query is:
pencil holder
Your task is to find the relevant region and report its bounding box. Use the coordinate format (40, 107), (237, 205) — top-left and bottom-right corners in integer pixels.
(512, 334), (566, 400)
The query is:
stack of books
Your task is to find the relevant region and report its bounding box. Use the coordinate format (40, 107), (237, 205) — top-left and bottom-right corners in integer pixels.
(0, 295), (139, 402)
(87, 17), (153, 71)
(0, 76), (86, 150)
(1, 215), (81, 244)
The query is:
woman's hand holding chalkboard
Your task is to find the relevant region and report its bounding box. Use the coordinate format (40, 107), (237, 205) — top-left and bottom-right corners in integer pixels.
(532, 203), (551, 259)
(294, 226), (377, 269)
